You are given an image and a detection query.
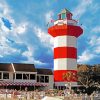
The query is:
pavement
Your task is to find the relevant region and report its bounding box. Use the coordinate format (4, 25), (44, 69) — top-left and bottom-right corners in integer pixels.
(42, 96), (63, 100)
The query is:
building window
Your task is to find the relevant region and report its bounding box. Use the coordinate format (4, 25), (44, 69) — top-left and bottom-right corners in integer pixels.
(30, 74), (35, 80)
(16, 74), (22, 79)
(23, 74), (29, 80)
(13, 73), (15, 79)
(45, 76), (49, 83)
(3, 73), (9, 79)
(37, 76), (39, 82)
(0, 72), (2, 79)
(40, 76), (44, 82)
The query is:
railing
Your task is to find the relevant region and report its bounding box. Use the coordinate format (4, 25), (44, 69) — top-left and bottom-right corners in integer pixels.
(54, 19), (77, 26)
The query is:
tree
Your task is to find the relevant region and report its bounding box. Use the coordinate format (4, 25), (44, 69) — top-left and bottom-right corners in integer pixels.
(78, 67), (100, 95)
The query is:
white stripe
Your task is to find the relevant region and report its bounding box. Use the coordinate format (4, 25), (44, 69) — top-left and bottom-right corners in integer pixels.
(54, 58), (77, 70)
(54, 36), (76, 48)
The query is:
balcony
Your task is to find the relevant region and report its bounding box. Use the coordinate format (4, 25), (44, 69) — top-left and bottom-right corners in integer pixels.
(54, 19), (77, 26)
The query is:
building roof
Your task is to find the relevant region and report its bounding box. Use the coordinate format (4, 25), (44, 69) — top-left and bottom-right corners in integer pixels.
(36, 68), (53, 75)
(59, 8), (72, 15)
(0, 63), (13, 72)
(13, 63), (36, 72)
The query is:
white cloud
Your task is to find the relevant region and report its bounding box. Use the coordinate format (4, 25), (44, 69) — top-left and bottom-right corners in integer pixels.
(22, 47), (33, 57)
(34, 26), (53, 48)
(45, 11), (54, 23)
(73, 0), (93, 18)
(0, 0), (28, 35)
(78, 35), (100, 63)
(88, 36), (100, 54)
(0, 0), (11, 17)
(0, 36), (21, 56)
(95, 46), (100, 54)
(0, 37), (20, 57)
(91, 26), (100, 33)
(14, 22), (28, 34)
(22, 46), (47, 65)
(88, 36), (100, 46)
(77, 50), (94, 63)
(0, 0), (30, 59)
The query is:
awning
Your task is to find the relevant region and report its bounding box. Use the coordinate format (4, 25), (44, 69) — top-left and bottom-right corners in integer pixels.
(0, 81), (49, 86)
(35, 82), (49, 86)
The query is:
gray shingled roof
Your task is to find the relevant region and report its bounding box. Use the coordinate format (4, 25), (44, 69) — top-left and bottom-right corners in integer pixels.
(36, 68), (53, 75)
(0, 63), (13, 72)
(13, 63), (36, 72)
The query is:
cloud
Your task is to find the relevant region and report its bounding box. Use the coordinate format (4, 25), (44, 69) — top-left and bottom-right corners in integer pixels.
(78, 35), (100, 63)
(0, 0), (11, 16)
(22, 46), (47, 65)
(73, 0), (93, 18)
(77, 50), (94, 63)
(0, 0), (29, 59)
(91, 26), (100, 33)
(0, 36), (20, 58)
(95, 46), (100, 54)
(14, 22), (28, 34)
(45, 11), (54, 23)
(88, 36), (100, 54)
(33, 26), (53, 48)
(88, 36), (100, 46)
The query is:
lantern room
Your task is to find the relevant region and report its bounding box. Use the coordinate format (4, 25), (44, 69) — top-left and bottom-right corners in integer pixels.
(58, 8), (72, 20)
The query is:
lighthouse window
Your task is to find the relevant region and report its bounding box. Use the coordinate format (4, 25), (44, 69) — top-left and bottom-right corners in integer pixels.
(61, 13), (66, 19)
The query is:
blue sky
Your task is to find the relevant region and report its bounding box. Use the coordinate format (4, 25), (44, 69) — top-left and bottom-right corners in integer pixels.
(0, 0), (100, 68)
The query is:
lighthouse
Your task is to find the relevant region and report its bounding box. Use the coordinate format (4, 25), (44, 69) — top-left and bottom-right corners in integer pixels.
(48, 9), (83, 85)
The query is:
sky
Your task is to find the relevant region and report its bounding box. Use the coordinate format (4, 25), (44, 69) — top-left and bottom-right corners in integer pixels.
(0, 0), (100, 69)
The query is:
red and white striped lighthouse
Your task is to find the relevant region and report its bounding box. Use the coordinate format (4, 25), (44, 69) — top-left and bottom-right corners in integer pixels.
(48, 9), (83, 84)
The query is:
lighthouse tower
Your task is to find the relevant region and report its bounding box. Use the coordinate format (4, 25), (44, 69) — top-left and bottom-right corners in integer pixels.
(48, 9), (83, 85)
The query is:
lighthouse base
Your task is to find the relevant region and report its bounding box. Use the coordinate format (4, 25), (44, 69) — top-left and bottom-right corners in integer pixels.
(54, 70), (77, 82)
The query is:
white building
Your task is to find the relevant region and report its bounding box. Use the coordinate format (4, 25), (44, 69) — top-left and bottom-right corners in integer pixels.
(0, 63), (54, 90)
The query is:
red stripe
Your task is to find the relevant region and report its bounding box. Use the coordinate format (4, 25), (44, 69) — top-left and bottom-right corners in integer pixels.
(54, 47), (77, 59)
(54, 70), (78, 82)
(48, 24), (83, 37)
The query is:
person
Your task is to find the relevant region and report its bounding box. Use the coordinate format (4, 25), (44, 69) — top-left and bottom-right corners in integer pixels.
(64, 89), (67, 96)
(27, 92), (30, 100)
